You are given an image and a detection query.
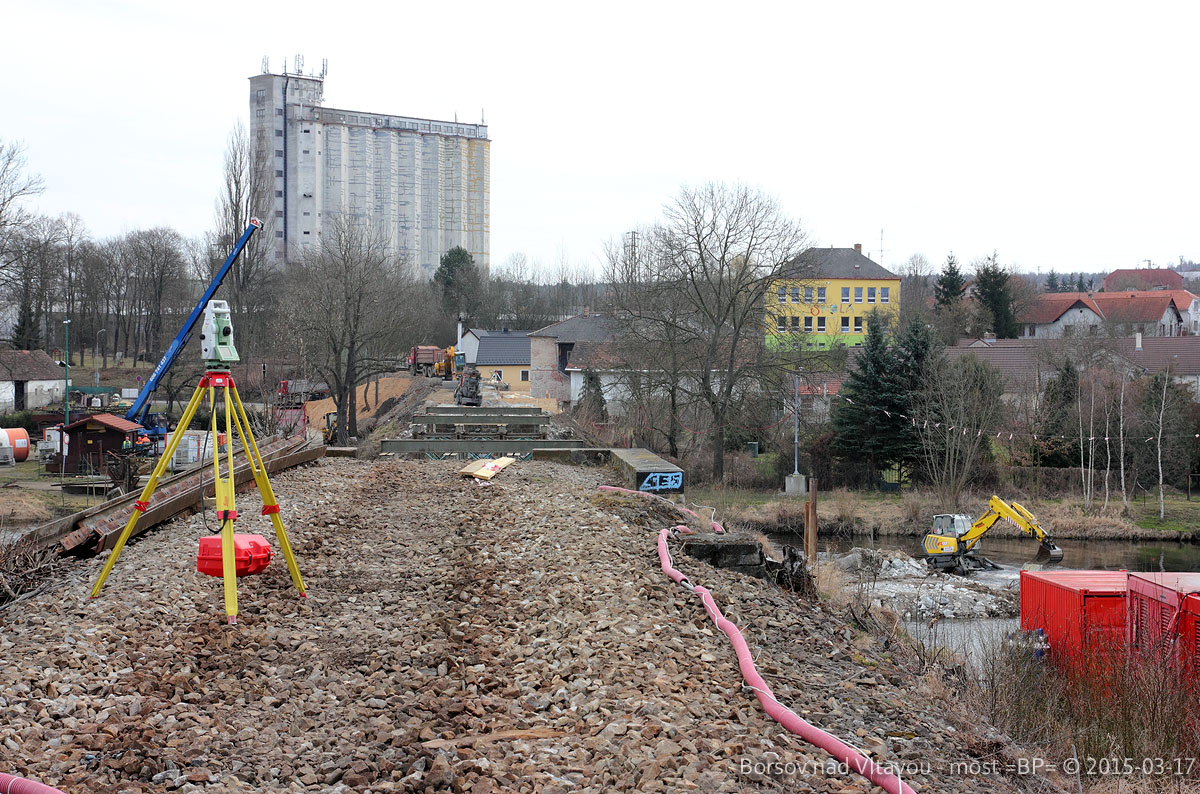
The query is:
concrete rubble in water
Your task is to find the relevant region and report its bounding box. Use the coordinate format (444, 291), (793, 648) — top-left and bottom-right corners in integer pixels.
(1, 459), (1050, 793)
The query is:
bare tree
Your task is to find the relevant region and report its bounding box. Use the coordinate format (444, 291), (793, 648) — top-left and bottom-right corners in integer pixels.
(0, 140), (44, 264)
(606, 184), (808, 481)
(286, 216), (414, 444)
(915, 354), (1005, 507)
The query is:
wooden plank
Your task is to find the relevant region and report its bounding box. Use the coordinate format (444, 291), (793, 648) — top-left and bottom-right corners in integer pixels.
(458, 457), (516, 480)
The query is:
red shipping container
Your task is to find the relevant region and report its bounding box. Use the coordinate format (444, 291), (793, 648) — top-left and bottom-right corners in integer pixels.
(1127, 573), (1200, 664)
(1020, 570), (1128, 667)
(196, 534), (272, 578)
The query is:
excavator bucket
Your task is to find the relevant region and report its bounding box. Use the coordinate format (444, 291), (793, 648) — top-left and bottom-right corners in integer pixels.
(1033, 541), (1064, 566)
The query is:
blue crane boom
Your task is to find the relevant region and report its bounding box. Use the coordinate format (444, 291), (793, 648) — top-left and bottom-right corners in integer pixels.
(124, 219), (261, 431)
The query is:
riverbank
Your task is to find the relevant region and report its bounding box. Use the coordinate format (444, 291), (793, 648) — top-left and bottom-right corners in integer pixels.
(689, 486), (1200, 542)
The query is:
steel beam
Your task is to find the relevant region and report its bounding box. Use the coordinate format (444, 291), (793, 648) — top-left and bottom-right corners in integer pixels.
(419, 406), (545, 416)
(380, 438), (585, 455)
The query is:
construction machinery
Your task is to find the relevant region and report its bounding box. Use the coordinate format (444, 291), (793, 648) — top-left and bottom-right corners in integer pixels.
(322, 411), (340, 445)
(405, 345), (441, 376)
(454, 366), (482, 406)
(123, 220), (261, 441)
(433, 346), (459, 380)
(923, 495), (1064, 574)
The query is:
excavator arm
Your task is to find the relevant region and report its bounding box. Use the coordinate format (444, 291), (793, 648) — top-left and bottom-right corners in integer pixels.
(962, 495), (1063, 564)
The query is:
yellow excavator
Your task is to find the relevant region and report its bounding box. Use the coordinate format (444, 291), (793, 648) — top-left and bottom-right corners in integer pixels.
(923, 495), (1064, 574)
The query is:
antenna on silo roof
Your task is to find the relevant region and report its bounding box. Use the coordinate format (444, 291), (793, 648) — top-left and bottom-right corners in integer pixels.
(295, 54), (304, 74)
(261, 56), (269, 74)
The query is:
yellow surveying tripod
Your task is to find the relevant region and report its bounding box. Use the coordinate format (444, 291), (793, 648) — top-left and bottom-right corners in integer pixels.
(89, 301), (306, 623)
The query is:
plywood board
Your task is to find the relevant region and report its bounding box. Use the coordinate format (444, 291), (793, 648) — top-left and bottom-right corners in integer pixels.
(458, 457), (517, 480)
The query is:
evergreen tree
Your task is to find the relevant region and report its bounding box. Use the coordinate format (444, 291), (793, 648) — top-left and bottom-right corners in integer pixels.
(1045, 270), (1060, 293)
(576, 370), (609, 423)
(1039, 359), (1079, 468)
(1075, 273), (1087, 292)
(832, 313), (909, 485)
(894, 314), (940, 468)
(10, 299), (38, 350)
(974, 255), (1019, 338)
(934, 254), (966, 308)
(433, 246), (480, 316)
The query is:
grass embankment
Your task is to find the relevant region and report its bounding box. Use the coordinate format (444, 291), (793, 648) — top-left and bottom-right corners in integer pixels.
(0, 460), (97, 527)
(689, 485), (1200, 540)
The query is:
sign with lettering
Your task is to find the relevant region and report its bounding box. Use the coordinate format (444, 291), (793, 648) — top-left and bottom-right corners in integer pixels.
(637, 470), (684, 493)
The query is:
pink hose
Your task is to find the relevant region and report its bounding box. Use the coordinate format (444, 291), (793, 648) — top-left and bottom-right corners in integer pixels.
(655, 527), (917, 794)
(0, 774), (68, 794)
(598, 485), (724, 533)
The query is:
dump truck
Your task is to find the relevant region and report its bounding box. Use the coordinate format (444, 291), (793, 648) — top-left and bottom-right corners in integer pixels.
(923, 495), (1064, 574)
(406, 345), (441, 376)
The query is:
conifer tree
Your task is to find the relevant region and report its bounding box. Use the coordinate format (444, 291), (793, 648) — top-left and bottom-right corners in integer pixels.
(974, 255), (1019, 338)
(1045, 270), (1060, 293)
(832, 313), (908, 484)
(934, 254), (966, 308)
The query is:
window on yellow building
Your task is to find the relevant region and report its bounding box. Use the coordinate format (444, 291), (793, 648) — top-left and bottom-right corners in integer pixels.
(854, 287), (863, 303)
(790, 316), (800, 332)
(841, 316), (850, 333)
(817, 317), (825, 332)
(804, 316), (812, 332)
(854, 316), (863, 333)
(817, 287), (826, 303)
(804, 286), (813, 302)
(841, 287), (850, 303)
(790, 287), (800, 303)
(777, 316), (786, 332)
(778, 287), (786, 304)
(867, 287), (876, 304)
(881, 287), (890, 303)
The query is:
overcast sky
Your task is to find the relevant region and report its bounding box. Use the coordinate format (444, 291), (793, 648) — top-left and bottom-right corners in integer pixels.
(5, 1), (1198, 277)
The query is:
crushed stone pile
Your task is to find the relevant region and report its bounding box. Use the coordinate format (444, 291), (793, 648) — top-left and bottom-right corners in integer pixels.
(0, 460), (1058, 793)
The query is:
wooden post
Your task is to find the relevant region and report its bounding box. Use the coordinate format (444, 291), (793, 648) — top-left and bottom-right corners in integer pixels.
(804, 478), (818, 565)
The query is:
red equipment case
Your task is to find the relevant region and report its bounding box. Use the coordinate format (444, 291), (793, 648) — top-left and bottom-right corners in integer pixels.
(196, 534), (272, 578)
(1020, 570), (1128, 667)
(1127, 572), (1200, 665)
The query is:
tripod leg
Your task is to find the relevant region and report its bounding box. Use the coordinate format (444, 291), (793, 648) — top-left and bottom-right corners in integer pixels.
(229, 384), (306, 597)
(218, 385), (239, 624)
(90, 382), (207, 598)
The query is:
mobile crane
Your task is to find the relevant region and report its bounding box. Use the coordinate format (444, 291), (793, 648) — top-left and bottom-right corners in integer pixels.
(123, 220), (261, 440)
(923, 495), (1064, 573)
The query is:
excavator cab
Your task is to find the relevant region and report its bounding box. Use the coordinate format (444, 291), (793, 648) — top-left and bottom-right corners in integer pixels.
(923, 496), (1064, 574)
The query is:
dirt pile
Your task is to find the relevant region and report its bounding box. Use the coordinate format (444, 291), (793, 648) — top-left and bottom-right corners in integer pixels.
(0, 460), (1061, 793)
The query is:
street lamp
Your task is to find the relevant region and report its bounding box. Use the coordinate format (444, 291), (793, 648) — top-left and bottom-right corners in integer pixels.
(95, 328), (106, 386)
(63, 318), (71, 427)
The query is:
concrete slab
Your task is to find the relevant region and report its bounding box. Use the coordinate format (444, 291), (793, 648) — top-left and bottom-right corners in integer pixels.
(611, 448), (684, 494)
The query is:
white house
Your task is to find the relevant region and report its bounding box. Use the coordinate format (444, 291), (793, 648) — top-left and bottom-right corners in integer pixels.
(0, 350), (67, 412)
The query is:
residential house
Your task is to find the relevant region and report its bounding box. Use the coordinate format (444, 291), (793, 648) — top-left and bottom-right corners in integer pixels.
(475, 330), (534, 392)
(1017, 292), (1184, 339)
(47, 412), (142, 475)
(1103, 268), (1183, 292)
(0, 350), (67, 413)
(529, 313), (620, 408)
(768, 245), (900, 349)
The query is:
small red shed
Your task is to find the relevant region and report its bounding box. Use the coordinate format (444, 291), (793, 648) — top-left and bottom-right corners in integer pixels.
(47, 413), (143, 475)
(1127, 573), (1200, 665)
(1020, 570), (1128, 667)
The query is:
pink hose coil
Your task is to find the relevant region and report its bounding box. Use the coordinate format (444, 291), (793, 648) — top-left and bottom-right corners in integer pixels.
(0, 773), (68, 794)
(655, 527), (917, 794)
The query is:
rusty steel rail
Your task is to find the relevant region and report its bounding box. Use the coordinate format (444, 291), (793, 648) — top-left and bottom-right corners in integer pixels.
(24, 437), (324, 554)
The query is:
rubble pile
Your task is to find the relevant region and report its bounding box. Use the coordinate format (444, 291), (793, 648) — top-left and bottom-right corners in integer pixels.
(0, 460), (1046, 793)
(832, 548), (1019, 620)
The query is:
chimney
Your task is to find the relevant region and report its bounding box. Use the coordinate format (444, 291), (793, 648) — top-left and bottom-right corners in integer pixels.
(854, 243), (862, 254)
(456, 317), (464, 347)
(1136, 331), (1143, 351)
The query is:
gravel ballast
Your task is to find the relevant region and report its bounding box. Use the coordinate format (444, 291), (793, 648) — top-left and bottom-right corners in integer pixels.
(0, 459), (1063, 793)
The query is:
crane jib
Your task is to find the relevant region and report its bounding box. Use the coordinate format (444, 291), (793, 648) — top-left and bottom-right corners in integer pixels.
(124, 220), (260, 425)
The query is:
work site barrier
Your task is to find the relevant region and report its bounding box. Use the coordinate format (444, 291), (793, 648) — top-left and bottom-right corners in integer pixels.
(622, 488), (917, 794)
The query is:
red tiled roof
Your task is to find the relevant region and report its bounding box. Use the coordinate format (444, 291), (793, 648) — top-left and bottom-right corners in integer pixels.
(0, 349), (63, 381)
(1103, 268), (1183, 291)
(797, 377), (843, 396)
(64, 413), (142, 433)
(1017, 295), (1103, 325)
(1090, 292), (1179, 324)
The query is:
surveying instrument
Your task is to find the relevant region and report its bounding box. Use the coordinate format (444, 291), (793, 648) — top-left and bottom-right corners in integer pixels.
(89, 300), (306, 623)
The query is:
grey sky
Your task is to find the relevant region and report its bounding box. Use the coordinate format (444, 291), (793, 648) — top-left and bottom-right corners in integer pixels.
(6, 1), (1198, 276)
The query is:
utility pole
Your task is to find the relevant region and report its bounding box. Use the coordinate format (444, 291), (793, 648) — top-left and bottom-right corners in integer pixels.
(793, 373), (800, 475)
(63, 318), (71, 426)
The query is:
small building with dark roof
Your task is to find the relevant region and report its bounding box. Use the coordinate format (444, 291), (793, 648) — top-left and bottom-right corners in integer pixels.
(474, 330), (534, 392)
(0, 349), (68, 413)
(529, 313), (620, 407)
(1103, 268), (1184, 292)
